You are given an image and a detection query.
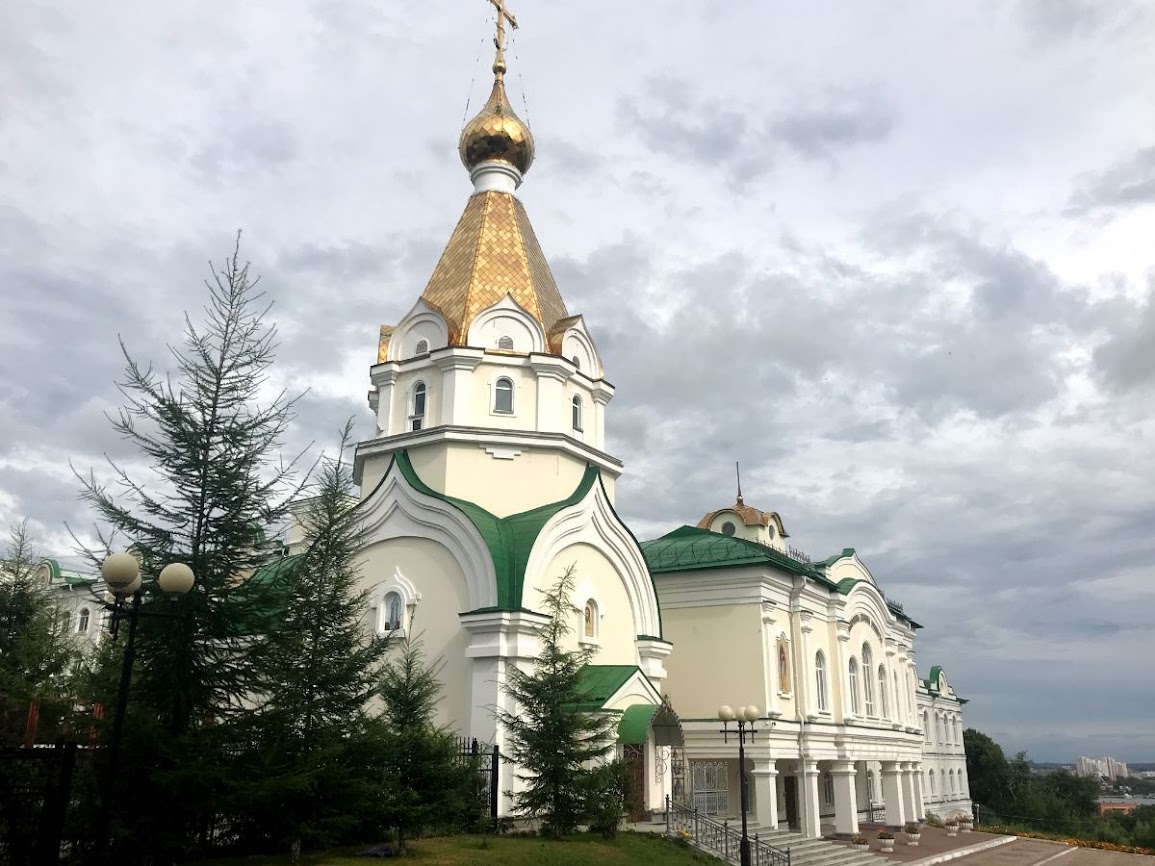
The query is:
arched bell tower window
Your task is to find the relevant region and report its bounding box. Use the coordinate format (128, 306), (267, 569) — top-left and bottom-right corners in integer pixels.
(497, 335), (514, 351)
(572, 395), (583, 432)
(77, 608), (90, 633)
(571, 355), (581, 370)
(410, 381), (427, 431)
(493, 377), (514, 414)
(414, 339), (429, 356)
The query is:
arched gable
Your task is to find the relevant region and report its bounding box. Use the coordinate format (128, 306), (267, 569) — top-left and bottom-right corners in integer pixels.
(825, 550), (878, 587)
(522, 473), (662, 640)
(467, 294), (546, 354)
(387, 299), (450, 362)
(357, 457), (498, 610)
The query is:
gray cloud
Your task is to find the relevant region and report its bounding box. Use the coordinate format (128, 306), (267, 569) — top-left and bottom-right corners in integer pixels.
(768, 88), (895, 162)
(1091, 277), (1155, 391)
(1066, 145), (1155, 220)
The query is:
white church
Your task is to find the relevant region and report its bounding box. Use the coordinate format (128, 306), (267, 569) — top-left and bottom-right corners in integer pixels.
(277, 11), (976, 838)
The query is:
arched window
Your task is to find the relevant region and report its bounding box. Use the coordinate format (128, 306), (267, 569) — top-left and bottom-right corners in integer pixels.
(923, 711), (930, 742)
(383, 592), (403, 631)
(571, 355), (581, 370)
(929, 769), (936, 796)
(572, 395), (583, 432)
(936, 714), (943, 743)
(950, 769), (956, 793)
(777, 639), (791, 694)
(877, 665), (888, 719)
(862, 644), (875, 716)
(494, 377), (514, 414)
(815, 651), (829, 712)
(410, 381), (426, 431)
(848, 657), (860, 715)
(77, 608), (90, 633)
(583, 599), (598, 639)
(866, 770), (875, 802)
(414, 338), (429, 356)
(497, 335), (514, 351)
(893, 671), (901, 720)
(956, 718), (963, 744)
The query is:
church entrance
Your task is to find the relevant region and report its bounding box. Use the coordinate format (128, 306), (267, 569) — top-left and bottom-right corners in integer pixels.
(784, 774), (800, 830)
(623, 744), (648, 822)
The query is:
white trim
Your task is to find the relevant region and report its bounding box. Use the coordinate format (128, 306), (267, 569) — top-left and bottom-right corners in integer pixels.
(356, 462), (498, 610)
(371, 566), (422, 636)
(468, 294), (546, 354)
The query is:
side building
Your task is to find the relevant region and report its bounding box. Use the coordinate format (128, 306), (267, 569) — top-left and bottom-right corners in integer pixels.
(916, 667), (972, 819)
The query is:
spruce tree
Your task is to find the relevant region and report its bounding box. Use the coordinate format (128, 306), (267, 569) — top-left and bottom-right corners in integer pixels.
(0, 521), (77, 746)
(75, 235), (304, 858)
(234, 421), (391, 861)
(498, 565), (621, 838)
(378, 633), (479, 853)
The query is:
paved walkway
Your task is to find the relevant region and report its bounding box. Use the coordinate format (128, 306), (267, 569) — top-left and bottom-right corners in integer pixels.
(832, 824), (1013, 862)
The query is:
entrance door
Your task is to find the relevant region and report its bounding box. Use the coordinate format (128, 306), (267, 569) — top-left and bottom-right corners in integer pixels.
(784, 775), (800, 830)
(623, 744), (648, 822)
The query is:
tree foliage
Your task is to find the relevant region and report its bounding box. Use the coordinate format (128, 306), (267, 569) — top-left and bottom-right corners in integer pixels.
(74, 236), (306, 860)
(378, 633), (480, 853)
(0, 521), (77, 745)
(498, 565), (622, 838)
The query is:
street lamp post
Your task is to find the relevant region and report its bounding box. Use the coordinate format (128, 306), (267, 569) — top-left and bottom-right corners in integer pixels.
(719, 704), (761, 866)
(97, 553), (195, 853)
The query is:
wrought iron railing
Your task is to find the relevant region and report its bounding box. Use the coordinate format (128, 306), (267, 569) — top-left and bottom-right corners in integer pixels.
(666, 796), (791, 866)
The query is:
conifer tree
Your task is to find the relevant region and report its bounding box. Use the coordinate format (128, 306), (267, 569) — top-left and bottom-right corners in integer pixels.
(0, 521), (77, 746)
(378, 632), (479, 854)
(75, 235), (304, 857)
(234, 421), (391, 861)
(498, 566), (621, 838)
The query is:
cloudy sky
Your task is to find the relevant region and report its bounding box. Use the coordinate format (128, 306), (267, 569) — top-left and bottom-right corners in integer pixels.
(3, 1), (1154, 762)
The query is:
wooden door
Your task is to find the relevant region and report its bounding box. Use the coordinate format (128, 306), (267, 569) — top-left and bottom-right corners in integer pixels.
(623, 744), (648, 822)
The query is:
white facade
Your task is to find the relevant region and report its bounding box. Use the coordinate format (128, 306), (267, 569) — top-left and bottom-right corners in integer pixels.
(915, 667), (973, 820)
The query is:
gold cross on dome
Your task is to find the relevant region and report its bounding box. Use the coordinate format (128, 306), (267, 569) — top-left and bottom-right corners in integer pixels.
(487, 0), (518, 73)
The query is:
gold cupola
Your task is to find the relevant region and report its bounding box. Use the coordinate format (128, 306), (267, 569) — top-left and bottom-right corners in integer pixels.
(459, 63), (535, 176)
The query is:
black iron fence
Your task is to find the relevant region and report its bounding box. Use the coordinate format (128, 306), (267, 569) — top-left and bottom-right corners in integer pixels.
(865, 799), (886, 823)
(455, 737), (500, 827)
(666, 795), (791, 866)
(0, 742), (81, 866)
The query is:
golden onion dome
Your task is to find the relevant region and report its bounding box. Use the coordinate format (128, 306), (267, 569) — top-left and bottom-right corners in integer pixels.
(459, 63), (535, 176)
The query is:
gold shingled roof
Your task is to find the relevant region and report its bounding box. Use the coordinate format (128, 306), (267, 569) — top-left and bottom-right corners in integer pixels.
(698, 498), (790, 537)
(420, 190), (569, 346)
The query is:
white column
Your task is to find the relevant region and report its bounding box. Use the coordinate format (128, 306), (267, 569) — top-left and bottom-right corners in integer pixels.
(901, 762), (919, 822)
(799, 760), (822, 837)
(831, 760), (859, 835)
(434, 351), (482, 426)
(836, 626), (853, 721)
(751, 761), (780, 830)
(881, 761), (907, 827)
(912, 765), (926, 821)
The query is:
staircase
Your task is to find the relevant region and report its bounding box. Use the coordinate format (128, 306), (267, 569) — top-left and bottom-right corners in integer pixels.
(666, 798), (886, 866)
(755, 830), (884, 866)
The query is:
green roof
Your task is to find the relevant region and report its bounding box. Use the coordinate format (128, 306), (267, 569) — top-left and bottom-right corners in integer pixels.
(640, 526), (921, 627)
(618, 703), (659, 744)
(392, 450), (601, 613)
(39, 558), (97, 586)
(571, 664), (642, 712)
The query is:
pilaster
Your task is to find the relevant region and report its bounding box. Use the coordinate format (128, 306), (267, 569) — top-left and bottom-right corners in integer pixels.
(750, 761), (779, 831)
(901, 761), (920, 823)
(881, 761), (908, 828)
(831, 760), (859, 835)
(799, 759), (822, 838)
(433, 350), (484, 426)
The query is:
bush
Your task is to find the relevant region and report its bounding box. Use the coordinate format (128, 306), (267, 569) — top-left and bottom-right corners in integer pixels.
(585, 761), (628, 839)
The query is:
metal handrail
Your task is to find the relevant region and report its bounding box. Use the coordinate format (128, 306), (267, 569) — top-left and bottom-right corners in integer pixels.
(667, 796), (791, 866)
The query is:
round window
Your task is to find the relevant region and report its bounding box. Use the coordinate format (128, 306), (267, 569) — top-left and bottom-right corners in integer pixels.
(721, 521), (736, 536)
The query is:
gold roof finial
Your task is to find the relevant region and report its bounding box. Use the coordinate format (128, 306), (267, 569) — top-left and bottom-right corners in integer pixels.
(736, 461), (744, 506)
(459, 0), (535, 176)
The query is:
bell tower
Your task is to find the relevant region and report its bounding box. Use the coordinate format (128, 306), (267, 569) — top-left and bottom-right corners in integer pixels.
(356, 4), (618, 517)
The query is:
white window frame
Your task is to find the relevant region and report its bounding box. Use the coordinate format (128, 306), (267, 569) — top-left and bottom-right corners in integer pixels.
(877, 664), (888, 719)
(77, 607), (90, 633)
(815, 650), (829, 713)
(493, 376), (515, 415)
(410, 381), (427, 431)
(414, 338), (429, 356)
(848, 657), (860, 716)
(373, 567), (420, 637)
(572, 394), (583, 432)
(862, 644), (875, 716)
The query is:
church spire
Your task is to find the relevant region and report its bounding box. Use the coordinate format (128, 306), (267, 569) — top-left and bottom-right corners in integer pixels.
(459, 0), (535, 187)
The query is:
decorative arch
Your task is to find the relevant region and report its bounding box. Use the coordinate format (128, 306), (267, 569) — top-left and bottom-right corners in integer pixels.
(357, 458), (499, 610)
(370, 566), (421, 636)
(522, 473), (662, 641)
(387, 299), (449, 362)
(467, 294), (546, 354)
(846, 612), (885, 643)
(559, 320), (601, 378)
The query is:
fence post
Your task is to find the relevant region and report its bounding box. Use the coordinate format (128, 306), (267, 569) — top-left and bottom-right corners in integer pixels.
(725, 819), (730, 861)
(490, 744), (500, 826)
(666, 795), (671, 835)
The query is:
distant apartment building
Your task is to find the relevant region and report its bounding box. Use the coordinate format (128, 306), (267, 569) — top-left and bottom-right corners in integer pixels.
(1076, 756), (1130, 780)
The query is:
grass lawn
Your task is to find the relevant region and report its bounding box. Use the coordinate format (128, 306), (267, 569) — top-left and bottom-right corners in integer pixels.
(191, 831), (718, 865)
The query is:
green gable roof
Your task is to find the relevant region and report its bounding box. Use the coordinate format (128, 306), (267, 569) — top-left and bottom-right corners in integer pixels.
(571, 664), (642, 712)
(640, 526), (921, 627)
(393, 450), (599, 612)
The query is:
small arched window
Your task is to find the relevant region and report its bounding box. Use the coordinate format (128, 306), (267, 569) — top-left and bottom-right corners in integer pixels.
(950, 769), (956, 793)
(571, 355), (581, 370)
(414, 338), (429, 356)
(815, 651), (828, 712)
(383, 592), (403, 631)
(893, 671), (901, 720)
(583, 599), (598, 639)
(494, 377), (514, 414)
(497, 335), (514, 351)
(572, 395), (583, 432)
(936, 714), (943, 743)
(862, 644), (875, 716)
(923, 711), (930, 742)
(410, 381), (426, 431)
(929, 769), (937, 795)
(77, 608), (90, 633)
(848, 658), (860, 715)
(878, 664), (888, 719)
